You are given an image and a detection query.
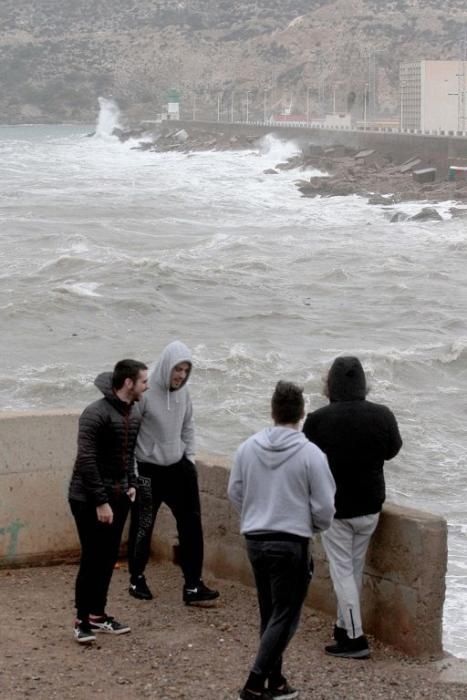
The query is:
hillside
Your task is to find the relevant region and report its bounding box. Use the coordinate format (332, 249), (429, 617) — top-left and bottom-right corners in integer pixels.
(0, 0), (465, 124)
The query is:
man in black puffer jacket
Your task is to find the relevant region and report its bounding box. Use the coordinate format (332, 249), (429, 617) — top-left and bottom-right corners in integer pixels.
(303, 356), (402, 659)
(69, 358), (148, 644)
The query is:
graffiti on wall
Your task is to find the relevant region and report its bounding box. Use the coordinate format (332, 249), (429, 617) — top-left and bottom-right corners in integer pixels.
(0, 519), (26, 558)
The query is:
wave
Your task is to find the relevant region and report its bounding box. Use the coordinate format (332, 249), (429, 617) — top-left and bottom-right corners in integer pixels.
(53, 281), (102, 298)
(256, 133), (301, 164)
(95, 97), (122, 139)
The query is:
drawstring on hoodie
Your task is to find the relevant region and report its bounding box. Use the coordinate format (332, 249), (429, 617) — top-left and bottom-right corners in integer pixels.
(166, 390), (181, 411)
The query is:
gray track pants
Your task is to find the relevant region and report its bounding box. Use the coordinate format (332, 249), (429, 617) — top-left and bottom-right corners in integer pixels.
(321, 513), (380, 639)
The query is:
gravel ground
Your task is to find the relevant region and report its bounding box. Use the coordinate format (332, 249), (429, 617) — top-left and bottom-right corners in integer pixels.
(0, 560), (465, 700)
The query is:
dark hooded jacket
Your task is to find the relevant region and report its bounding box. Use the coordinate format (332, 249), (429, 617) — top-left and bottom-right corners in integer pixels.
(68, 372), (141, 506)
(303, 357), (402, 519)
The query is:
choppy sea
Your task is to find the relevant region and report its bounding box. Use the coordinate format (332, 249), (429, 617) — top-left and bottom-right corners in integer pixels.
(0, 106), (466, 657)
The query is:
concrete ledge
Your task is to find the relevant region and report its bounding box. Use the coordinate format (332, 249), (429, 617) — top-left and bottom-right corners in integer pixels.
(0, 412), (447, 657)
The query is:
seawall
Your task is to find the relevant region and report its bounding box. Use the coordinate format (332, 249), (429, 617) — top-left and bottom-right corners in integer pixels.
(164, 120), (467, 171)
(0, 411), (447, 658)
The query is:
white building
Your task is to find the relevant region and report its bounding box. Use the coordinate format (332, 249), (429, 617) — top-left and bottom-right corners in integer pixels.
(400, 60), (466, 132)
(166, 88), (180, 120)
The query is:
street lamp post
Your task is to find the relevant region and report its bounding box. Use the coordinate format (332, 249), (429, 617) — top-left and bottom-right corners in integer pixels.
(400, 79), (406, 131)
(333, 83), (339, 114)
(363, 83), (368, 129)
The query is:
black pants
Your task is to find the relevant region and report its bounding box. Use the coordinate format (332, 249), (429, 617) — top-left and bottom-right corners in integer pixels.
(246, 537), (312, 688)
(70, 494), (130, 620)
(128, 456), (204, 588)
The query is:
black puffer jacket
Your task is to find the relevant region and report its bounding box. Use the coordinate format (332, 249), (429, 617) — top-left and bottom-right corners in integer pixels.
(68, 372), (141, 506)
(303, 357), (402, 519)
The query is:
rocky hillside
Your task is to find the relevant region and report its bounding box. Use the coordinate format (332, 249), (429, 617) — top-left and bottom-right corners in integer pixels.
(0, 0), (465, 123)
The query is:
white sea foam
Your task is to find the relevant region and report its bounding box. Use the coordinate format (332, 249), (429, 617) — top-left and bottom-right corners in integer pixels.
(55, 281), (102, 297)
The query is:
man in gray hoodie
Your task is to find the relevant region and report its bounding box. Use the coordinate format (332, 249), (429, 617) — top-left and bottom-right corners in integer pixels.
(228, 381), (335, 700)
(127, 340), (219, 605)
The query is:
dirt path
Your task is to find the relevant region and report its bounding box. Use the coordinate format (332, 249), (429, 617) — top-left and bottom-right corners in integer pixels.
(0, 560), (465, 700)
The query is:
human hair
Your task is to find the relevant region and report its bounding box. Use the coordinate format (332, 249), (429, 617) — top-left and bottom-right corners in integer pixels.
(112, 359), (147, 390)
(271, 380), (305, 425)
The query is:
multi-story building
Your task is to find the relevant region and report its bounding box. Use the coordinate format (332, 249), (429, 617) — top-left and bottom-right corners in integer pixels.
(400, 60), (466, 132)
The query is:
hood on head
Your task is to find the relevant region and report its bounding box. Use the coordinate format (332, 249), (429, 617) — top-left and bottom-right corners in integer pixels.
(94, 371), (114, 400)
(253, 427), (308, 469)
(150, 340), (192, 391)
(327, 356), (366, 402)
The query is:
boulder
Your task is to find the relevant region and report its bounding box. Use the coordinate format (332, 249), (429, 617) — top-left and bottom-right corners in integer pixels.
(275, 155), (304, 171)
(449, 207), (467, 218)
(412, 168), (437, 184)
(410, 207), (443, 222)
(389, 211), (409, 223)
(263, 168), (279, 175)
(174, 129), (189, 143)
(368, 194), (396, 206)
(328, 181), (357, 196)
(112, 127), (144, 142)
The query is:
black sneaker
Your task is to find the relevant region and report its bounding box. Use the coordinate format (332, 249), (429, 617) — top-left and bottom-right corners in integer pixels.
(74, 620), (96, 644)
(333, 624), (349, 643)
(325, 635), (370, 659)
(268, 682), (299, 699)
(239, 689), (273, 700)
(129, 574), (153, 600)
(88, 615), (131, 635)
(183, 580), (220, 605)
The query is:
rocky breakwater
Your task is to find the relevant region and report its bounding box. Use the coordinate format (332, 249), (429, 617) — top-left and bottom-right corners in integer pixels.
(112, 124), (258, 153)
(288, 143), (467, 221)
(112, 124), (467, 220)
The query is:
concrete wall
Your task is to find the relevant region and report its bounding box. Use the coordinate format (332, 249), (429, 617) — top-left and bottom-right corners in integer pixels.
(0, 411), (447, 657)
(169, 120), (467, 171)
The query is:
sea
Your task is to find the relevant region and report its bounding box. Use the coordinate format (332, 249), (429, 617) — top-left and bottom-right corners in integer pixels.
(0, 101), (466, 658)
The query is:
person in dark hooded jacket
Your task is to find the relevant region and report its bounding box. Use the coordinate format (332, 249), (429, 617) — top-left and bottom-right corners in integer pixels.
(68, 358), (148, 644)
(303, 356), (402, 659)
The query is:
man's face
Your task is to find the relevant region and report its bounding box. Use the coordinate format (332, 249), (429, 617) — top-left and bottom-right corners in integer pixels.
(130, 369), (148, 401)
(170, 362), (190, 390)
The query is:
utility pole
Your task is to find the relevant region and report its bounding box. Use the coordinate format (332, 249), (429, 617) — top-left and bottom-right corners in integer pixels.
(246, 91), (251, 123)
(231, 92), (234, 123)
(192, 92), (196, 121)
(306, 87), (310, 124)
(263, 87), (268, 123)
(217, 94), (220, 122)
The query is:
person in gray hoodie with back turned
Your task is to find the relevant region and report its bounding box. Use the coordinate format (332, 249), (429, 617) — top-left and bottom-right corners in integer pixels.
(228, 381), (335, 700)
(303, 356), (402, 660)
(127, 340), (219, 605)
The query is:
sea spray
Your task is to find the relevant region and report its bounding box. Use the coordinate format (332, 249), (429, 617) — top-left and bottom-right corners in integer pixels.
(95, 97), (122, 139)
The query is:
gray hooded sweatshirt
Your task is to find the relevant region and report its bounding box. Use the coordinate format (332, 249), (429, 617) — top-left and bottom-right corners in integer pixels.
(135, 340), (195, 466)
(228, 426), (336, 538)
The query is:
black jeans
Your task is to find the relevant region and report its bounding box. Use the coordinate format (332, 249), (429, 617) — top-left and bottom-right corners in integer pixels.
(246, 536), (312, 688)
(128, 456), (204, 588)
(70, 493), (130, 620)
